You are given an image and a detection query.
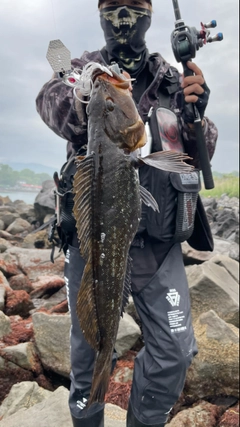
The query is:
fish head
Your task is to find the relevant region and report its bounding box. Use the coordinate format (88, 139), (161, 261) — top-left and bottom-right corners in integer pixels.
(86, 69), (146, 152)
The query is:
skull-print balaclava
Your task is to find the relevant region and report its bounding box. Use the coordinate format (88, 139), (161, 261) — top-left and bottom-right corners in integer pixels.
(100, 5), (152, 77)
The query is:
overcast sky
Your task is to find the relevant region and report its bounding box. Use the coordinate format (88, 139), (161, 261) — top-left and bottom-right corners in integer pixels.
(0, 0), (238, 174)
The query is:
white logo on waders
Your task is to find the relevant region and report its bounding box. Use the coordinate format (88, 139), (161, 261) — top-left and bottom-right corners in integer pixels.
(76, 397), (88, 410)
(166, 289), (180, 307)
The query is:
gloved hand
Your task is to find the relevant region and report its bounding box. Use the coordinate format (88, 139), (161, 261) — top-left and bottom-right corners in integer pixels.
(181, 61), (210, 124)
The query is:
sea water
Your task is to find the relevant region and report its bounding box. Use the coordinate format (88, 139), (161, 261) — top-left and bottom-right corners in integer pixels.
(0, 191), (39, 205)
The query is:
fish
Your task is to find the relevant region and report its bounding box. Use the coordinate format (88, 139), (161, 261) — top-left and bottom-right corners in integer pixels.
(72, 67), (193, 407)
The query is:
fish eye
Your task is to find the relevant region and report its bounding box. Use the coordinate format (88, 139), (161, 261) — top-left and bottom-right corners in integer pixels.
(106, 98), (115, 111)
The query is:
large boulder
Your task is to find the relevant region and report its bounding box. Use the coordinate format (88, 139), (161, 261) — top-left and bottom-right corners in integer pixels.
(34, 180), (55, 223)
(166, 401), (221, 427)
(1, 342), (41, 373)
(0, 247), (65, 281)
(0, 356), (34, 405)
(6, 218), (32, 235)
(115, 313), (141, 357)
(182, 236), (239, 264)
(0, 381), (52, 419)
(0, 385), (127, 427)
(184, 310), (239, 401)
(0, 386), (71, 427)
(210, 254), (239, 283)
(1, 212), (20, 228)
(186, 260), (239, 327)
(32, 312), (71, 377)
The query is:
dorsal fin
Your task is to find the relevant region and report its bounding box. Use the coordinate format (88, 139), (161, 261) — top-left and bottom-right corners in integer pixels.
(73, 154), (100, 351)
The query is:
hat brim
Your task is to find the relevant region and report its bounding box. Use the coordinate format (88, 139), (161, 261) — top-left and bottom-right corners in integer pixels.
(98, 1), (152, 6)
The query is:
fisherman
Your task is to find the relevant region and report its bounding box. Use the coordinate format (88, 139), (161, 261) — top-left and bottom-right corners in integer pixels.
(36, 1), (218, 426)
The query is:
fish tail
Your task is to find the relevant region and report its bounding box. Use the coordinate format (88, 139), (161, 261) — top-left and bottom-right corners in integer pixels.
(87, 350), (112, 406)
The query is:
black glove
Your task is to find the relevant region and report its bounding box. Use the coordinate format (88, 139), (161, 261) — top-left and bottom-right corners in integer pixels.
(183, 81), (210, 124)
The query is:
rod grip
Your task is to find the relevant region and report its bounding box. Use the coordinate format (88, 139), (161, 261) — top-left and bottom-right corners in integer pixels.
(183, 62), (214, 189)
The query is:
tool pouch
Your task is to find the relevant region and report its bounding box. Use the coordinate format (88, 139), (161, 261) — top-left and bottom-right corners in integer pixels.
(170, 171), (201, 242)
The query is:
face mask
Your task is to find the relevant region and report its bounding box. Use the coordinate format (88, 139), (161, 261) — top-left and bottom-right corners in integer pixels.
(100, 6), (151, 75)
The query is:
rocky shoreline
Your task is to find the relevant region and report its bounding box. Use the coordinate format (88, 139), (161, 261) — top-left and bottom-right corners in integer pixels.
(0, 181), (239, 427)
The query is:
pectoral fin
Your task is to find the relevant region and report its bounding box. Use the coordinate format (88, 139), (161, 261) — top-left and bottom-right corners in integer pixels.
(138, 151), (194, 173)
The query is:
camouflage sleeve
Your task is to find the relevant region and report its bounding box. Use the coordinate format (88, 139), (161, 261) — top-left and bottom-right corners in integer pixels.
(181, 116), (218, 169)
(36, 60), (88, 145)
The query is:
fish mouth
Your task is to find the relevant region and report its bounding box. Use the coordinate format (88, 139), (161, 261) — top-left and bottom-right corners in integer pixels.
(92, 69), (131, 91)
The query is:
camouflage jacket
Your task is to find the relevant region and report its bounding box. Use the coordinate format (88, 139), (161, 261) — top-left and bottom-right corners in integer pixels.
(36, 49), (218, 246)
(36, 49), (218, 169)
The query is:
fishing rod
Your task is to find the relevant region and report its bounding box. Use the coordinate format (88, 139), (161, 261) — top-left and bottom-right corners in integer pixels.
(170, 0), (223, 189)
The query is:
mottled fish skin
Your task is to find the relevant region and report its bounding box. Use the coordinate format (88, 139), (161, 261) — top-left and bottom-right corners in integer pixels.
(73, 72), (143, 407)
(72, 70), (194, 407)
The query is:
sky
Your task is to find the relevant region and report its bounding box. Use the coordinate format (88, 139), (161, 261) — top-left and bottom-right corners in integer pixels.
(0, 0), (239, 174)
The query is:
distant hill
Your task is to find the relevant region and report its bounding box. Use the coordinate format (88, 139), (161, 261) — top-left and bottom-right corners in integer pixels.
(6, 162), (55, 177)
(4, 163), (239, 179)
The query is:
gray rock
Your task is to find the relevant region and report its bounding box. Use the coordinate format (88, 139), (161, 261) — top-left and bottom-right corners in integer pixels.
(0, 381), (52, 419)
(0, 385), (126, 427)
(165, 401), (219, 427)
(1, 212), (20, 227)
(229, 245), (239, 262)
(14, 203), (35, 220)
(22, 230), (51, 249)
(0, 271), (10, 289)
(114, 366), (133, 383)
(0, 229), (23, 242)
(0, 219), (4, 231)
(8, 274), (34, 293)
(0, 356), (21, 371)
(0, 386), (71, 427)
(1, 342), (40, 372)
(184, 311), (239, 400)
(34, 180), (55, 223)
(213, 237), (239, 261)
(0, 237), (13, 253)
(199, 310), (239, 344)
(1, 247), (65, 280)
(187, 261), (239, 327)
(6, 218), (32, 235)
(0, 310), (11, 338)
(0, 205), (15, 213)
(182, 236), (239, 265)
(0, 285), (6, 311)
(209, 254), (239, 283)
(32, 312), (71, 377)
(35, 286), (67, 311)
(115, 313), (141, 357)
(105, 403), (126, 427)
(125, 296), (139, 322)
(216, 195), (239, 209)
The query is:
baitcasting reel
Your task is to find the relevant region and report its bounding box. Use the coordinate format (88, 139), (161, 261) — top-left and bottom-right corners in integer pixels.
(171, 0), (223, 64)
